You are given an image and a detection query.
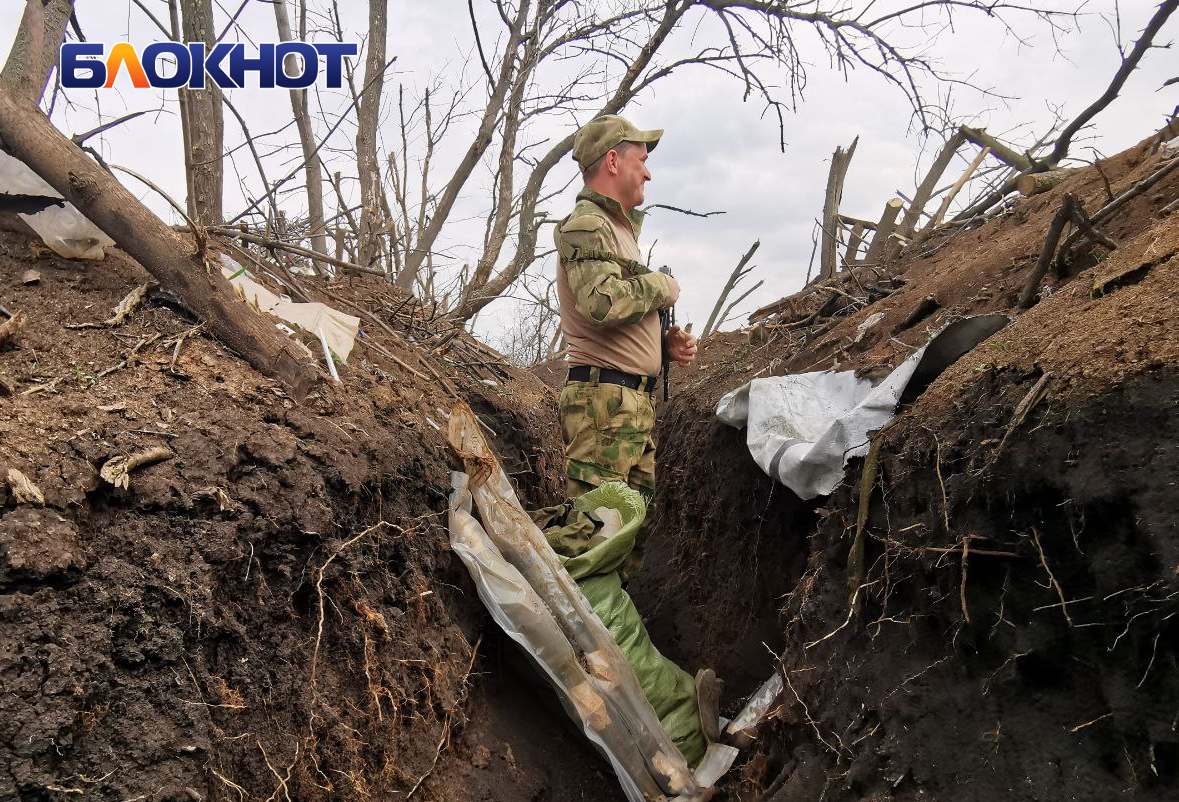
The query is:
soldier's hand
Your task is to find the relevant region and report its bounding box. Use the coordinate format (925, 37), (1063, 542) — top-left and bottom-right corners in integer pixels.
(662, 274), (681, 306)
(666, 325), (697, 365)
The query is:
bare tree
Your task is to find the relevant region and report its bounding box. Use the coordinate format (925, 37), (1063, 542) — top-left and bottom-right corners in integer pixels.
(1, 0), (75, 104)
(273, 0), (328, 271)
(178, 0), (224, 224)
(441, 0), (1080, 323)
(398, 0), (535, 288)
(355, 0), (388, 269)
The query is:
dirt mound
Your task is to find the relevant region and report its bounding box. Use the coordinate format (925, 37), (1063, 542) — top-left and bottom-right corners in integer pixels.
(633, 131), (1179, 800)
(0, 231), (622, 802)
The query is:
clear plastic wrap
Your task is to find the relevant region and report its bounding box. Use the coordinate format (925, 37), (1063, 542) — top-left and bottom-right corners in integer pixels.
(724, 672), (784, 745)
(0, 151), (114, 260)
(449, 472), (659, 802)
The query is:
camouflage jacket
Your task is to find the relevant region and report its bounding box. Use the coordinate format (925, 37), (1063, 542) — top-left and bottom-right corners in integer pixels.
(553, 187), (675, 328)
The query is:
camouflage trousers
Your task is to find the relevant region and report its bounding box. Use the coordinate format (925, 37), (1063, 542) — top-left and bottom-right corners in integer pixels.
(559, 376), (657, 499)
(559, 375), (657, 576)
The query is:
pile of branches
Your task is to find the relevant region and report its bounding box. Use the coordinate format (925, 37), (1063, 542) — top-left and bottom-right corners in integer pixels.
(747, 263), (905, 340)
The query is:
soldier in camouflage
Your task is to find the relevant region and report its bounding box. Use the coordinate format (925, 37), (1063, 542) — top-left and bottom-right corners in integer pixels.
(554, 115), (698, 573)
(548, 116), (721, 753)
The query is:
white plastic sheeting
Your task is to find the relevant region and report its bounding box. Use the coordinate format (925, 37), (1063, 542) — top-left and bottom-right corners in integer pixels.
(0, 151), (115, 260)
(447, 405), (738, 800)
(218, 253), (360, 364)
(716, 315), (1010, 500)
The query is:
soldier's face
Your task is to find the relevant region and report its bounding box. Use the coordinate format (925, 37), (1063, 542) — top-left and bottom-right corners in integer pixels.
(615, 143), (651, 209)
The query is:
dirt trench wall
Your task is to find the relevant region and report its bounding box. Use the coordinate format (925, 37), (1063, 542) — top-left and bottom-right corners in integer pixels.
(0, 233), (620, 802)
(757, 365), (1179, 802)
(635, 137), (1179, 801)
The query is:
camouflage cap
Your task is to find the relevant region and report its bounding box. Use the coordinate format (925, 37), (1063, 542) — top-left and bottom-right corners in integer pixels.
(572, 115), (662, 172)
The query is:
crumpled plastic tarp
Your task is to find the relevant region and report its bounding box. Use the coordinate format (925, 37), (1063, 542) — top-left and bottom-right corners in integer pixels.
(447, 404), (737, 801)
(555, 482), (708, 766)
(219, 253), (360, 364)
(0, 151), (115, 260)
(716, 315), (1009, 500)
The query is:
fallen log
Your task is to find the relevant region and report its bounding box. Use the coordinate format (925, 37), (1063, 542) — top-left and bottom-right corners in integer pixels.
(960, 127), (1032, 171)
(1016, 168), (1080, 196)
(0, 81), (319, 400)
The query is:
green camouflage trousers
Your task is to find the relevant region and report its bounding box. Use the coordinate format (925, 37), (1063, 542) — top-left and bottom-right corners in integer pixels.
(559, 378), (657, 498)
(558, 377), (657, 578)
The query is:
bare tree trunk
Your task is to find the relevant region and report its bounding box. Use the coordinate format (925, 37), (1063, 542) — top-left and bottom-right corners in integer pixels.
(863, 198), (904, 265)
(0, 82), (318, 398)
(1047, 0), (1178, 165)
(1, 0), (74, 105)
(897, 129), (966, 240)
(273, 0), (328, 269)
(818, 137), (857, 281)
(462, 19), (541, 294)
(400, 0), (532, 287)
(356, 0), (388, 269)
(180, 0), (224, 224)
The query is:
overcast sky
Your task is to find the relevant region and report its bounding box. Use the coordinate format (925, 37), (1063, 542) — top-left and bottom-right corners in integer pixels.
(2, 1), (1175, 346)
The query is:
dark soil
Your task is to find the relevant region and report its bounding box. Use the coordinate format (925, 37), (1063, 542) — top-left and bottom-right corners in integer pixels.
(632, 129), (1179, 801)
(0, 229), (620, 802)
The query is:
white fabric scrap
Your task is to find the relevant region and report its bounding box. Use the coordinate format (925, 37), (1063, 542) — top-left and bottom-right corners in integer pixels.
(717, 315), (1009, 500)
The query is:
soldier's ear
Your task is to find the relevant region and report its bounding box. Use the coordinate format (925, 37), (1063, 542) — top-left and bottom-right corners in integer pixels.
(604, 148), (620, 175)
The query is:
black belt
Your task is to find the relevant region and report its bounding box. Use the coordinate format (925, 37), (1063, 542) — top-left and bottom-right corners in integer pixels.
(568, 365), (658, 394)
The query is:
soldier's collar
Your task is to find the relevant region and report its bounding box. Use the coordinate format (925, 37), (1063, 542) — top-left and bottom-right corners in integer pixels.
(576, 186), (645, 236)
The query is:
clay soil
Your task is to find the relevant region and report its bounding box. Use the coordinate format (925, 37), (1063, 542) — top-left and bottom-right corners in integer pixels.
(631, 130), (1179, 801)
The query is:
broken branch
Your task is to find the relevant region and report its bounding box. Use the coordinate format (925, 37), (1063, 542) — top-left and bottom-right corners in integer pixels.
(1019, 194), (1077, 309)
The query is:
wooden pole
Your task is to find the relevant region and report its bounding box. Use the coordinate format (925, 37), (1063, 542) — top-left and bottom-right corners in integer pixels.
(0, 81), (319, 399)
(819, 137), (858, 280)
(927, 146), (991, 230)
(897, 130), (967, 240)
(863, 198), (905, 265)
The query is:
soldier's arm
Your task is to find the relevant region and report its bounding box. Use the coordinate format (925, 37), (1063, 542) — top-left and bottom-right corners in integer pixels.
(556, 216), (676, 328)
